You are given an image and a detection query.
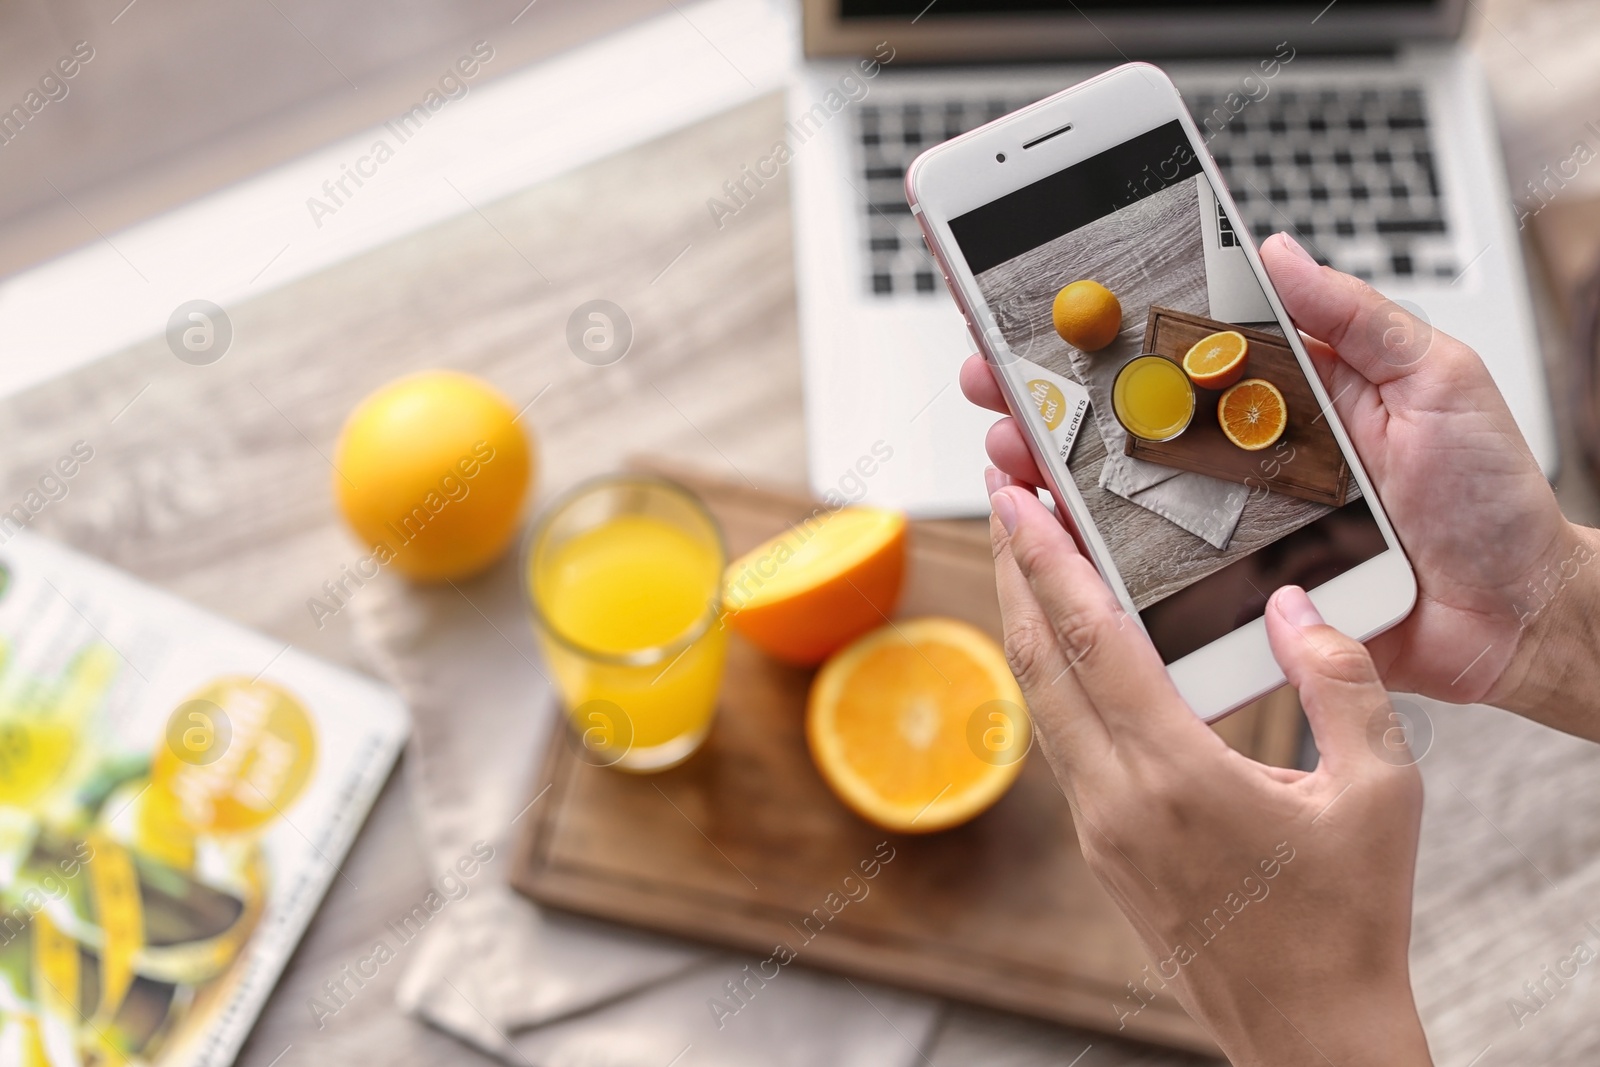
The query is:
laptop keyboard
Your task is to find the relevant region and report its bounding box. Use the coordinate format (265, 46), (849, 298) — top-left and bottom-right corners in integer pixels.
(855, 83), (1457, 297)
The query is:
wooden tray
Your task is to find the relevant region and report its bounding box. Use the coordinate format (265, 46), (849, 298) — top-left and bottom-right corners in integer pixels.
(509, 464), (1304, 1055)
(1125, 306), (1351, 506)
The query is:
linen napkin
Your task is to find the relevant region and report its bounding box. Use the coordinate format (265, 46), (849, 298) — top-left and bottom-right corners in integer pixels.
(348, 551), (941, 1067)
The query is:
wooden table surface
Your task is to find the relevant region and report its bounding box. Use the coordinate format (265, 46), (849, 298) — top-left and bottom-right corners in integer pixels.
(5, 2), (1600, 1064)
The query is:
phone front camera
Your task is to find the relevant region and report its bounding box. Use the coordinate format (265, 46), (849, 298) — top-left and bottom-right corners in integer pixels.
(996, 153), (1007, 163)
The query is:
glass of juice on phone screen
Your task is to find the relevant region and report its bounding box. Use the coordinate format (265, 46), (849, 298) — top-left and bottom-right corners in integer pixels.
(908, 62), (1415, 721)
(525, 475), (728, 771)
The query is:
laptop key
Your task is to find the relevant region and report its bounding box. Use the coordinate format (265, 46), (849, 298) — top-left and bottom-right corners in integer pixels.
(1375, 217), (1446, 235)
(1415, 149), (1440, 196)
(872, 273), (893, 295)
(915, 272), (937, 293)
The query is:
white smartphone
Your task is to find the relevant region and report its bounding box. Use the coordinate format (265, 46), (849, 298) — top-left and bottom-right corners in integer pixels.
(907, 62), (1416, 722)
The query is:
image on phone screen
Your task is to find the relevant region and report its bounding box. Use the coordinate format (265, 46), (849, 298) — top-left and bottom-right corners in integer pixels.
(949, 119), (1387, 664)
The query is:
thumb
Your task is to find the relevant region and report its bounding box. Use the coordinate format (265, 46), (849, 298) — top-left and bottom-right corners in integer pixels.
(1260, 231), (1436, 386)
(1264, 585), (1391, 777)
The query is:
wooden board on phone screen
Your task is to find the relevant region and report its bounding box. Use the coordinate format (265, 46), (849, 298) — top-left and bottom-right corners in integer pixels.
(508, 461), (1305, 1055)
(1125, 306), (1351, 507)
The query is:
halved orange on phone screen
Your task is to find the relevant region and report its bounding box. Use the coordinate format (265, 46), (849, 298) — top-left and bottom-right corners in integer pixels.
(1181, 330), (1249, 390)
(1218, 378), (1288, 451)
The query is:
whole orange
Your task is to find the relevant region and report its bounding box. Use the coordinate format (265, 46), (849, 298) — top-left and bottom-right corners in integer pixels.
(1051, 280), (1122, 352)
(334, 371), (534, 580)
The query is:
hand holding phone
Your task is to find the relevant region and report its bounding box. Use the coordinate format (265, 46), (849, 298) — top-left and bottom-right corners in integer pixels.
(989, 470), (1433, 1063)
(971, 232), (1590, 730)
(909, 62), (1415, 719)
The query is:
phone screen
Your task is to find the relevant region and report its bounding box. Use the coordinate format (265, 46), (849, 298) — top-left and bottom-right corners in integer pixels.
(949, 119), (1386, 664)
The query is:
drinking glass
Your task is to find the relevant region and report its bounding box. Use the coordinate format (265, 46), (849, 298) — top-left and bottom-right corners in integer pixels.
(525, 475), (727, 772)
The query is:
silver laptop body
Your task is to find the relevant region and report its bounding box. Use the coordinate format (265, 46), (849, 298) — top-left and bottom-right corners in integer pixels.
(791, 0), (1556, 516)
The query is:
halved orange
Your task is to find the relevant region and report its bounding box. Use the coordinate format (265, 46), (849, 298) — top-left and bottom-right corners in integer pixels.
(1181, 330), (1249, 390)
(723, 507), (906, 666)
(1218, 378), (1288, 451)
(807, 617), (1030, 834)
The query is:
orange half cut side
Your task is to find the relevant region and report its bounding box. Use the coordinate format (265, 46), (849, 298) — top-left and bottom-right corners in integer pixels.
(1218, 378), (1288, 451)
(807, 617), (1029, 834)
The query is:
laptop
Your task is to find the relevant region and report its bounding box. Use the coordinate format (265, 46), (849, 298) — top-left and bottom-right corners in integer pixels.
(790, 0), (1557, 517)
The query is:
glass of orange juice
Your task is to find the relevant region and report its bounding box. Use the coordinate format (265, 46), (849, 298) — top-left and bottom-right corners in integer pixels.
(1112, 354), (1196, 442)
(525, 475), (728, 772)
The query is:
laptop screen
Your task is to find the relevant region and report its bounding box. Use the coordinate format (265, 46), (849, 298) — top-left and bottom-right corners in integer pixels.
(841, 0), (1426, 13)
(816, 0), (1458, 59)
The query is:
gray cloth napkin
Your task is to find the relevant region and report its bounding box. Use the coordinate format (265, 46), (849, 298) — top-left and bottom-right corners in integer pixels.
(349, 551), (941, 1067)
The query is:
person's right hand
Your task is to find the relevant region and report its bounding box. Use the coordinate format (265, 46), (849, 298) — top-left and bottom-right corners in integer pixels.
(962, 232), (1600, 736)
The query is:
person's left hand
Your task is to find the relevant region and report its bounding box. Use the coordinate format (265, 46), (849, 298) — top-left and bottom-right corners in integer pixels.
(987, 478), (1433, 1065)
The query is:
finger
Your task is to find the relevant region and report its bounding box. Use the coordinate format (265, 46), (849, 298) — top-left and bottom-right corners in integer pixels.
(1261, 232), (1441, 386)
(1264, 585), (1394, 780)
(985, 418), (1048, 488)
(992, 485), (1201, 740)
(988, 502), (1110, 775)
(1299, 333), (1374, 429)
(960, 354), (1008, 414)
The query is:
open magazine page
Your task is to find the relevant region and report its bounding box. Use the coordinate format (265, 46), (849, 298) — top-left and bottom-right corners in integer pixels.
(0, 530), (408, 1067)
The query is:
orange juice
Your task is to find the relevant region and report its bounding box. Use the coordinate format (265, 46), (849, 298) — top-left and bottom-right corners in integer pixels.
(1113, 355), (1195, 442)
(529, 480), (727, 772)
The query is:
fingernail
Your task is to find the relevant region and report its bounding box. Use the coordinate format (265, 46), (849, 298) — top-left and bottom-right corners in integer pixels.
(990, 489), (1018, 535)
(984, 465), (1006, 496)
(1276, 585), (1324, 629)
(1278, 232), (1316, 266)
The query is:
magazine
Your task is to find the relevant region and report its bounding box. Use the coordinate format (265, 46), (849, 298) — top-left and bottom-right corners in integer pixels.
(0, 530), (409, 1066)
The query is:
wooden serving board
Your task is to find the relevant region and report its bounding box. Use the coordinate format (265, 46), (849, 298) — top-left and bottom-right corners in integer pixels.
(509, 463), (1304, 1055)
(1125, 306), (1351, 506)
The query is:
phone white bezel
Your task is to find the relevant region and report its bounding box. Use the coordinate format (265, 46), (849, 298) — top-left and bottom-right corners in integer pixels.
(906, 62), (1417, 722)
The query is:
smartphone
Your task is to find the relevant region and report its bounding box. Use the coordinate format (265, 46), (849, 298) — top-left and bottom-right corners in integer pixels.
(907, 62), (1415, 721)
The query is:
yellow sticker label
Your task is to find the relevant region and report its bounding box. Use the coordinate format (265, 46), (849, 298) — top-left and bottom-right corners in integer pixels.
(150, 678), (317, 834)
(1027, 379), (1067, 431)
